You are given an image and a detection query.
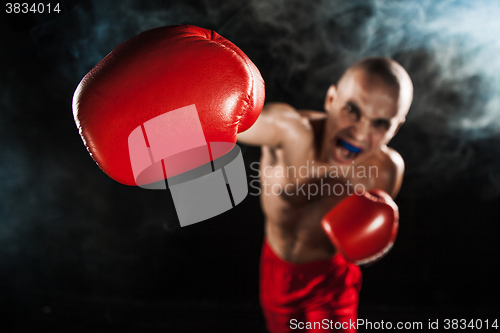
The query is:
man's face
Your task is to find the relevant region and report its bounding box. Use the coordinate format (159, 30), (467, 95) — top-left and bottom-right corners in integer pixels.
(323, 68), (406, 165)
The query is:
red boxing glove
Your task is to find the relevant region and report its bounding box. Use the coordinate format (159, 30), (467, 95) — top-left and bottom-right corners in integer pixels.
(321, 189), (399, 265)
(73, 25), (265, 186)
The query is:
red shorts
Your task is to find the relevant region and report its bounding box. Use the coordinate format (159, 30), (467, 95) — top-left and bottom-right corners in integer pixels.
(260, 240), (362, 333)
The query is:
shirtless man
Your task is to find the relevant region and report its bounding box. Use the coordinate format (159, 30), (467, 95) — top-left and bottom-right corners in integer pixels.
(71, 25), (412, 332)
(237, 57), (413, 332)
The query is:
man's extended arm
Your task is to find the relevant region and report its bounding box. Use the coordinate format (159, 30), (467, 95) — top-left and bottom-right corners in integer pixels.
(237, 103), (309, 146)
(237, 103), (315, 172)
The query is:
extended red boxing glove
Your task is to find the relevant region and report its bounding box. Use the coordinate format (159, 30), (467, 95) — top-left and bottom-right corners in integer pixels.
(321, 189), (399, 265)
(73, 25), (265, 186)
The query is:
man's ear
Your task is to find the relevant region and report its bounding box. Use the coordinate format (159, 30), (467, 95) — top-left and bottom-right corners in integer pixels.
(393, 117), (406, 136)
(324, 85), (337, 112)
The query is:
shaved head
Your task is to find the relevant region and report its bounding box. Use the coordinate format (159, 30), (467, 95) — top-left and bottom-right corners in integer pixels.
(322, 57), (413, 165)
(340, 57), (413, 118)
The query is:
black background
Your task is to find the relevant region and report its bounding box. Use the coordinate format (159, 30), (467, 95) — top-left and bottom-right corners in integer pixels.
(1, 0), (499, 332)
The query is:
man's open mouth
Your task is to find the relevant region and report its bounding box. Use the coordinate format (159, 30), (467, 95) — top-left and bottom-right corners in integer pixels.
(334, 138), (363, 161)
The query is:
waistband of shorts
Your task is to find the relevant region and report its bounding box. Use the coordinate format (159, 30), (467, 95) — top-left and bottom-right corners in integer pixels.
(261, 238), (348, 275)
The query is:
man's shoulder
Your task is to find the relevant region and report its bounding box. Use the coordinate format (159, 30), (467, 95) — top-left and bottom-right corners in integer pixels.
(264, 103), (317, 140)
(381, 146), (405, 173)
(368, 146), (405, 197)
(297, 109), (327, 120)
(265, 102), (326, 121)
(255, 103), (316, 158)
(264, 102), (296, 112)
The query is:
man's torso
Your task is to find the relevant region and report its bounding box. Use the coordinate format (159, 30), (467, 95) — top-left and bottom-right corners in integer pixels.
(259, 111), (399, 264)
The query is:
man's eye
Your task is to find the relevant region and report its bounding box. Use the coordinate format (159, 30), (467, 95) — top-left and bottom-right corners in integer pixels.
(344, 105), (357, 116)
(343, 104), (360, 120)
(374, 120), (390, 129)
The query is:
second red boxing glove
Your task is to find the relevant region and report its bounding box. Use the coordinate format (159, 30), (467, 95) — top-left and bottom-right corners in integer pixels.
(73, 25), (265, 186)
(321, 189), (399, 265)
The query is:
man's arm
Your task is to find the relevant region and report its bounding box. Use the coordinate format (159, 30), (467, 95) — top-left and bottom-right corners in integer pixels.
(238, 103), (314, 182)
(237, 102), (309, 147)
(237, 103), (315, 170)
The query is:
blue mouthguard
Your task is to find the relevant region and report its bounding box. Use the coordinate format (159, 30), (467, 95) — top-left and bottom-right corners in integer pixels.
(340, 140), (362, 154)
